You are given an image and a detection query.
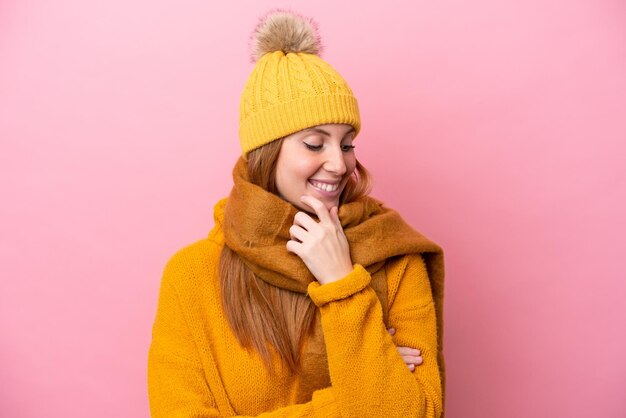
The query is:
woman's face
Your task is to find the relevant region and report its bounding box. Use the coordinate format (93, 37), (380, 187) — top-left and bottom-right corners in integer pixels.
(275, 123), (357, 213)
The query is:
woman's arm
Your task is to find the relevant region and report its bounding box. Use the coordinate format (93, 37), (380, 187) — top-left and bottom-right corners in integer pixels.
(286, 196), (441, 417)
(147, 267), (426, 417)
(306, 254), (442, 418)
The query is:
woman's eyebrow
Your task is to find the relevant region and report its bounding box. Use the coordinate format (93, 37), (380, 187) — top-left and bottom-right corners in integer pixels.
(304, 127), (355, 137)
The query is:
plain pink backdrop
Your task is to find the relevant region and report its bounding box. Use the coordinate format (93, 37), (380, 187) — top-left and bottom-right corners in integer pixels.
(1, 1), (625, 417)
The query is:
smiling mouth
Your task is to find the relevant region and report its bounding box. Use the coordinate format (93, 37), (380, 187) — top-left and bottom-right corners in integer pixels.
(308, 180), (340, 193)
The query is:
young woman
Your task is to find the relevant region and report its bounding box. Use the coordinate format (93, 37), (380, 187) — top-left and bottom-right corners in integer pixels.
(148, 9), (446, 418)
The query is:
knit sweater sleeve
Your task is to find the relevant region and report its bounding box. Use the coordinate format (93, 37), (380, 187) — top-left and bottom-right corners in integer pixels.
(306, 254), (443, 418)
(147, 255), (342, 418)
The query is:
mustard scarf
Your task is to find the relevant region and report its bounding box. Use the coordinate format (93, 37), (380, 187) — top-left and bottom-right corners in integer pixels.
(222, 156), (445, 295)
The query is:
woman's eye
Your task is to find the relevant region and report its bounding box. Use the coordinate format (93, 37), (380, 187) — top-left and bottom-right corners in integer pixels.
(304, 143), (322, 151)
(303, 142), (355, 152)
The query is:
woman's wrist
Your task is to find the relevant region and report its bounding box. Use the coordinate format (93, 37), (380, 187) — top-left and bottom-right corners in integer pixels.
(307, 264), (370, 306)
(316, 262), (355, 285)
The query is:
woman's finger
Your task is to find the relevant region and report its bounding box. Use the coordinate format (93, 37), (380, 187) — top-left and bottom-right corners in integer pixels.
(289, 224), (307, 243)
(331, 206), (343, 229)
(394, 344), (423, 367)
(397, 346), (421, 356)
(285, 239), (303, 255)
(401, 355), (423, 365)
(293, 211), (319, 232)
(300, 195), (333, 225)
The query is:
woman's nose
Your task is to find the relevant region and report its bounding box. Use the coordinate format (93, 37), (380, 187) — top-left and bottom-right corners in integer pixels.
(323, 146), (347, 175)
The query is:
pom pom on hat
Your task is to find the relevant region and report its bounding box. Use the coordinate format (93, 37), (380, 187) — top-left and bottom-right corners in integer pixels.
(239, 9), (360, 156)
(248, 8), (324, 63)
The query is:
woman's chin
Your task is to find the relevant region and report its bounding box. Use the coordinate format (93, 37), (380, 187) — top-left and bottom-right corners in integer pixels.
(292, 197), (338, 215)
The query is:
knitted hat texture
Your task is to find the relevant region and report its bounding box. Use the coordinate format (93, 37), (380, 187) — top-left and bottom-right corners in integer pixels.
(239, 9), (361, 156)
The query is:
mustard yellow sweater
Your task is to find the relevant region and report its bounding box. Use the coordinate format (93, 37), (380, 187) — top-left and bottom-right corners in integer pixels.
(148, 213), (443, 417)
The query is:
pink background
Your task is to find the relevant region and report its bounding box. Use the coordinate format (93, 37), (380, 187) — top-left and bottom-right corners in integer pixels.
(1, 0), (625, 417)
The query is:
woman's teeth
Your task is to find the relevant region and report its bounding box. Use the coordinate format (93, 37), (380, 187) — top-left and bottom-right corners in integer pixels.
(309, 180), (339, 192)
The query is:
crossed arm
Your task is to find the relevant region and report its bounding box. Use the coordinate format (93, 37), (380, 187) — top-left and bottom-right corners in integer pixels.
(147, 253), (442, 417)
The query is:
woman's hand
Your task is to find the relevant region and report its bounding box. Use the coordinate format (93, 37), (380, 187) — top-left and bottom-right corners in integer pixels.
(286, 195), (354, 285)
(388, 327), (423, 372)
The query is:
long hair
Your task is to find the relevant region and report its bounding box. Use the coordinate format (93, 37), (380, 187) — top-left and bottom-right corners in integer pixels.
(219, 137), (373, 374)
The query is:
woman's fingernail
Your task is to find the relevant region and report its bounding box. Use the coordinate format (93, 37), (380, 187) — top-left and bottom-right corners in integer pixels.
(409, 364), (415, 370)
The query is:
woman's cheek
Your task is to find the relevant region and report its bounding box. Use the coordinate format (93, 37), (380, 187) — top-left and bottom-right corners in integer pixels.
(341, 159), (353, 180)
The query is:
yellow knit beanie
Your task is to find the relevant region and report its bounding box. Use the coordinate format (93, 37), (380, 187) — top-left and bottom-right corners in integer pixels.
(239, 9), (361, 156)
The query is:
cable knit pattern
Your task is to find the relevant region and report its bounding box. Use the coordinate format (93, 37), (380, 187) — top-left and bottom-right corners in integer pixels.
(147, 204), (444, 417)
(288, 53), (315, 100)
